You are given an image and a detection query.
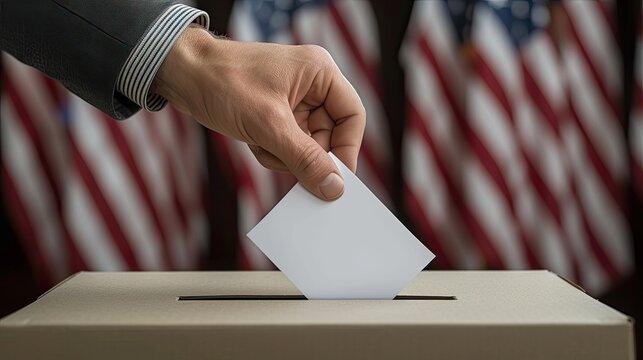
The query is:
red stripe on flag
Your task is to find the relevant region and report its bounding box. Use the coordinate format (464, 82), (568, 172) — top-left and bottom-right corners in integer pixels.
(2, 167), (53, 287)
(472, 54), (515, 121)
(471, 53), (542, 268)
(69, 137), (141, 270)
(33, 76), (88, 272)
(524, 152), (581, 281)
(41, 76), (65, 108)
(522, 60), (561, 138)
(404, 108), (453, 268)
(210, 132), (238, 188)
(595, 1), (618, 39)
(166, 107), (202, 210)
(101, 113), (175, 270)
(466, 126), (541, 268)
(62, 225), (87, 273)
(359, 142), (390, 191)
(322, 5), (390, 193)
(171, 173), (189, 234)
(403, 184), (451, 269)
(408, 103), (505, 269)
(4, 71), (88, 276)
(562, 5), (619, 119)
(569, 180), (621, 281)
(414, 35), (507, 269)
(416, 36), (467, 127)
(214, 136), (270, 270)
(4, 74), (60, 205)
(144, 112), (190, 235)
(521, 58), (581, 281)
(327, 3), (383, 101)
(235, 162), (269, 270)
(567, 98), (626, 213)
(209, 134), (254, 270)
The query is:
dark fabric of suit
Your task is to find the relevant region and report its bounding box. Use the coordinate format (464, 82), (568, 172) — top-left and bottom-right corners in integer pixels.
(1, 0), (176, 119)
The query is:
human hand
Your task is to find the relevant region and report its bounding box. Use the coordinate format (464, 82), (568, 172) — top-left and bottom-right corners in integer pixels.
(154, 26), (366, 201)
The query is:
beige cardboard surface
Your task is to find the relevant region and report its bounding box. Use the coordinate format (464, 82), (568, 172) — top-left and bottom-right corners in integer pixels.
(0, 271), (635, 360)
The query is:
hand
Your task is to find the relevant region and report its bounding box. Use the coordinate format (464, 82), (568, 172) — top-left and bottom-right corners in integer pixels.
(154, 25), (366, 201)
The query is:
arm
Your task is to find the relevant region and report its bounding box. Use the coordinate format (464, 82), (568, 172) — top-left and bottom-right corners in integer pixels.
(154, 28), (366, 200)
(1, 1), (365, 200)
(0, 0), (191, 119)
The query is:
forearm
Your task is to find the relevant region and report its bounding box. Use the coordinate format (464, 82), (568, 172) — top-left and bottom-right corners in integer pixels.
(153, 26), (220, 115)
(0, 0), (201, 119)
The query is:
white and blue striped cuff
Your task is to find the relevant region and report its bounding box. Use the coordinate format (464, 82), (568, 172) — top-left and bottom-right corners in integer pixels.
(116, 4), (209, 112)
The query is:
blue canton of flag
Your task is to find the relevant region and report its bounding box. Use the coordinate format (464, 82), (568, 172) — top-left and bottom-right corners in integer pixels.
(444, 0), (477, 44)
(483, 0), (550, 47)
(243, 0), (329, 42)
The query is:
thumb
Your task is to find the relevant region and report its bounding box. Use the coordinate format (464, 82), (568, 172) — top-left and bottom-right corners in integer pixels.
(277, 126), (345, 201)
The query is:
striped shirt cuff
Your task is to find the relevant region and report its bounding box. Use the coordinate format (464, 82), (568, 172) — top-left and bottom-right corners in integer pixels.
(116, 4), (209, 112)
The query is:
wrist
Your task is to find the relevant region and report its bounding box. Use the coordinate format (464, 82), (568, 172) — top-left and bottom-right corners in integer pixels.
(153, 25), (217, 111)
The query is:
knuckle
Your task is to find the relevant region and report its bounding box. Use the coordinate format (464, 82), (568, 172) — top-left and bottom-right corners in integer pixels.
(261, 105), (290, 133)
(300, 45), (333, 66)
(293, 142), (324, 178)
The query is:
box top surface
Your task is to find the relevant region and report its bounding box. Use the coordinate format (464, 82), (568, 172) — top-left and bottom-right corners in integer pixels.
(0, 271), (630, 327)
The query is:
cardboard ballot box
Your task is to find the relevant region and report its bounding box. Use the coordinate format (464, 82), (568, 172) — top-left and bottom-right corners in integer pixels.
(0, 271), (635, 359)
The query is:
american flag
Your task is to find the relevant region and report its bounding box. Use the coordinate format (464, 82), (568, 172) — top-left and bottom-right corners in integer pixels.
(402, 0), (632, 295)
(401, 0), (483, 270)
(466, 0), (572, 275)
(226, 0), (391, 269)
(559, 0), (632, 293)
(2, 54), (208, 288)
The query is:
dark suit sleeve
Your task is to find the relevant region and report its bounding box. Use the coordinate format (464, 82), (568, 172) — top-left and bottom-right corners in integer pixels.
(0, 0), (176, 119)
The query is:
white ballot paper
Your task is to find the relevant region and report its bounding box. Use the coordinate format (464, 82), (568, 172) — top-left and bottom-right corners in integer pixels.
(247, 153), (434, 299)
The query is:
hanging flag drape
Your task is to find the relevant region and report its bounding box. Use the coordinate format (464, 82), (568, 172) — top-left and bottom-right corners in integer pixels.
(2, 54), (208, 288)
(401, 0), (633, 295)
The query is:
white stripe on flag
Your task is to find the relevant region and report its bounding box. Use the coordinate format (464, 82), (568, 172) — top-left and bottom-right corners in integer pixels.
(465, 161), (528, 269)
(2, 97), (69, 280)
(565, 1), (620, 95)
(334, 1), (379, 68)
(65, 169), (127, 271)
(69, 96), (165, 270)
(565, 49), (627, 178)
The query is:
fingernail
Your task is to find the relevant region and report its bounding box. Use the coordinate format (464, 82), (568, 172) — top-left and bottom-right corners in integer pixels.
(319, 173), (344, 200)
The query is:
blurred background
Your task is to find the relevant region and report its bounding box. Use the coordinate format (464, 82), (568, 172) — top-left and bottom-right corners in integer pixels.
(1, 0), (641, 352)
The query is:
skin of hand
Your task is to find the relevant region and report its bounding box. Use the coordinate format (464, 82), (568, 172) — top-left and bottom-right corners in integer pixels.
(153, 25), (366, 201)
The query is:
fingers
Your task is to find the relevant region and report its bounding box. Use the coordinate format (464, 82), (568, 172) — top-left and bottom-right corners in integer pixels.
(289, 132), (344, 200)
(261, 109), (344, 201)
(240, 44), (364, 201)
(324, 72), (366, 173)
(306, 106), (334, 152)
(296, 51), (365, 173)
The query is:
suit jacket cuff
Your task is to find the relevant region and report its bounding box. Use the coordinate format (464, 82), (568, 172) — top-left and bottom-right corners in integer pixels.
(116, 4), (209, 112)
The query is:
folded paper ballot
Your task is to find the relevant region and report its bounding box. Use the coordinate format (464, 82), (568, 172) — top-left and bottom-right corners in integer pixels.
(248, 153), (434, 299)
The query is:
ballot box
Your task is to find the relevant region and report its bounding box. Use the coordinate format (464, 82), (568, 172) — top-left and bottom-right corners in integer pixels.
(0, 271), (634, 359)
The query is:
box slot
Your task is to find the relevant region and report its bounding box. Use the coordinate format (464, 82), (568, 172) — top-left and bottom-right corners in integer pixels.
(177, 295), (457, 301)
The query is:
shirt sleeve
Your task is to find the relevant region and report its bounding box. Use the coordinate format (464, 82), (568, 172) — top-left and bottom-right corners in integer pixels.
(116, 4), (210, 112)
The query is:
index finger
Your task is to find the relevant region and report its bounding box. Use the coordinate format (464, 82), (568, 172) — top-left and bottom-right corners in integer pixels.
(323, 70), (366, 172)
